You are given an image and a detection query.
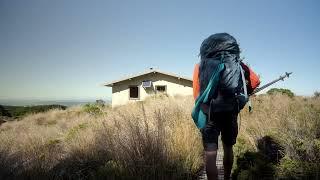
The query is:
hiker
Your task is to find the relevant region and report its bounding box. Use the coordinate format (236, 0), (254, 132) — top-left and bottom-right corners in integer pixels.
(192, 33), (260, 180)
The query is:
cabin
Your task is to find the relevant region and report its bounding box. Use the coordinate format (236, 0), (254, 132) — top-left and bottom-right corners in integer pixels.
(103, 68), (193, 107)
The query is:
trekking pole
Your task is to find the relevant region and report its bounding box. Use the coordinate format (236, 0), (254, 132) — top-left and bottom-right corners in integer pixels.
(249, 72), (293, 96)
(246, 72), (292, 112)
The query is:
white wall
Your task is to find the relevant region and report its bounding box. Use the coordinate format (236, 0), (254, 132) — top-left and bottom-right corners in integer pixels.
(111, 72), (192, 107)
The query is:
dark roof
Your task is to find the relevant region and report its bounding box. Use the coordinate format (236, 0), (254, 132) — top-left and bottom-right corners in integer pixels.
(103, 69), (192, 87)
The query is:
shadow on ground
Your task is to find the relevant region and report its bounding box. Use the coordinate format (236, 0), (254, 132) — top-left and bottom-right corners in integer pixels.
(232, 136), (284, 180)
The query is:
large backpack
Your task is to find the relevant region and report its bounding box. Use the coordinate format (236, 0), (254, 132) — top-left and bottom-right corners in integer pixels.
(193, 62), (260, 99)
(192, 33), (259, 129)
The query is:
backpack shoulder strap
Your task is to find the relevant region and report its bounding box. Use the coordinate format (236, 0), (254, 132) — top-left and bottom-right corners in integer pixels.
(239, 62), (248, 98)
(239, 61), (252, 112)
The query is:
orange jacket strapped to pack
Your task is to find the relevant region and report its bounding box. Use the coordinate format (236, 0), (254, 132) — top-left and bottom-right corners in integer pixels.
(193, 63), (200, 100)
(240, 62), (260, 95)
(192, 62), (260, 99)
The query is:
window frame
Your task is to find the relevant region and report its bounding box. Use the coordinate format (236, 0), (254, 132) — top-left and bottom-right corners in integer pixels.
(155, 85), (167, 94)
(128, 85), (140, 100)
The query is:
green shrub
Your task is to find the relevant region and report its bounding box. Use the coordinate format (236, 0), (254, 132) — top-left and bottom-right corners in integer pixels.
(0, 105), (12, 117)
(82, 103), (103, 115)
(267, 88), (295, 98)
(65, 123), (88, 141)
(233, 151), (276, 179)
(233, 136), (283, 179)
(277, 156), (301, 178)
(277, 156), (320, 179)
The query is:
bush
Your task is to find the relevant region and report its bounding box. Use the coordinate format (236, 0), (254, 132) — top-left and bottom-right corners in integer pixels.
(277, 156), (320, 179)
(0, 105), (12, 117)
(233, 151), (276, 179)
(267, 88), (295, 98)
(82, 103), (103, 116)
(95, 99), (106, 107)
(233, 136), (282, 179)
(233, 94), (320, 179)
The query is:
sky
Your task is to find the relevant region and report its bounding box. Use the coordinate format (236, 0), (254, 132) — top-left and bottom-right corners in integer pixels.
(1, 0), (319, 100)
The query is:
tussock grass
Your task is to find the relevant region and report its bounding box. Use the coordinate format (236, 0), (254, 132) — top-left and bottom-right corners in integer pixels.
(0, 96), (202, 179)
(234, 94), (320, 179)
(0, 94), (319, 179)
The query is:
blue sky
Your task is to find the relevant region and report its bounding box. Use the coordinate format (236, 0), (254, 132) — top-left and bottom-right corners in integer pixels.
(1, 0), (319, 100)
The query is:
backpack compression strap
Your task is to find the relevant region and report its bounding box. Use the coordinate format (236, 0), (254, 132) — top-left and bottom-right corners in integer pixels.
(239, 62), (248, 99)
(239, 62), (251, 112)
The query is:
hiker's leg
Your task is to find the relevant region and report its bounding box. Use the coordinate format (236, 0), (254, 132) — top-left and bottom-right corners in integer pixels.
(222, 143), (233, 179)
(201, 110), (220, 180)
(220, 112), (238, 179)
(202, 141), (219, 180)
(204, 143), (218, 180)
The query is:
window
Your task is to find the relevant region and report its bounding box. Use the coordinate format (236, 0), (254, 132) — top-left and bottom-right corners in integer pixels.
(156, 85), (166, 93)
(129, 86), (139, 99)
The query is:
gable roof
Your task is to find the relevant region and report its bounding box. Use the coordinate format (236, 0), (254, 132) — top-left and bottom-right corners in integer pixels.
(103, 69), (192, 87)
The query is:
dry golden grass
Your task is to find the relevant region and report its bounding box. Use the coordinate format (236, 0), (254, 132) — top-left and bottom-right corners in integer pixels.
(0, 94), (319, 179)
(0, 95), (202, 179)
(234, 94), (320, 178)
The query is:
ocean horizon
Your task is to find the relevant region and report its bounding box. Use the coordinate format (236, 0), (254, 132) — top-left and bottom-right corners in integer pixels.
(0, 98), (111, 107)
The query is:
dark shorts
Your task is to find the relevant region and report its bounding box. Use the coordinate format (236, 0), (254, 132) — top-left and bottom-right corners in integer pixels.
(201, 111), (238, 151)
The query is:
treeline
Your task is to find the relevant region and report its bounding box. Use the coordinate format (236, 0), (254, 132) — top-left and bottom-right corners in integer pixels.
(0, 105), (67, 118)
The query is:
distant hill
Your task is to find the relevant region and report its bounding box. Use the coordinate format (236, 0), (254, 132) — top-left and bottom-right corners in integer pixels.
(0, 104), (67, 118)
(0, 99), (111, 107)
(0, 105), (12, 117)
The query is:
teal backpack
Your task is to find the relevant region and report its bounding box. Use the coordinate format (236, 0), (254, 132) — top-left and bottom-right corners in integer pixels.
(191, 33), (248, 129)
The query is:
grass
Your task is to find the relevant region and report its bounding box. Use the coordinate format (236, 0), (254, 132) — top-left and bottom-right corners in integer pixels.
(0, 94), (319, 179)
(0, 96), (202, 179)
(233, 94), (320, 179)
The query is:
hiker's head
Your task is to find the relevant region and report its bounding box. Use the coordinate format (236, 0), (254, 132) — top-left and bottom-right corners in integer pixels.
(200, 33), (240, 59)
